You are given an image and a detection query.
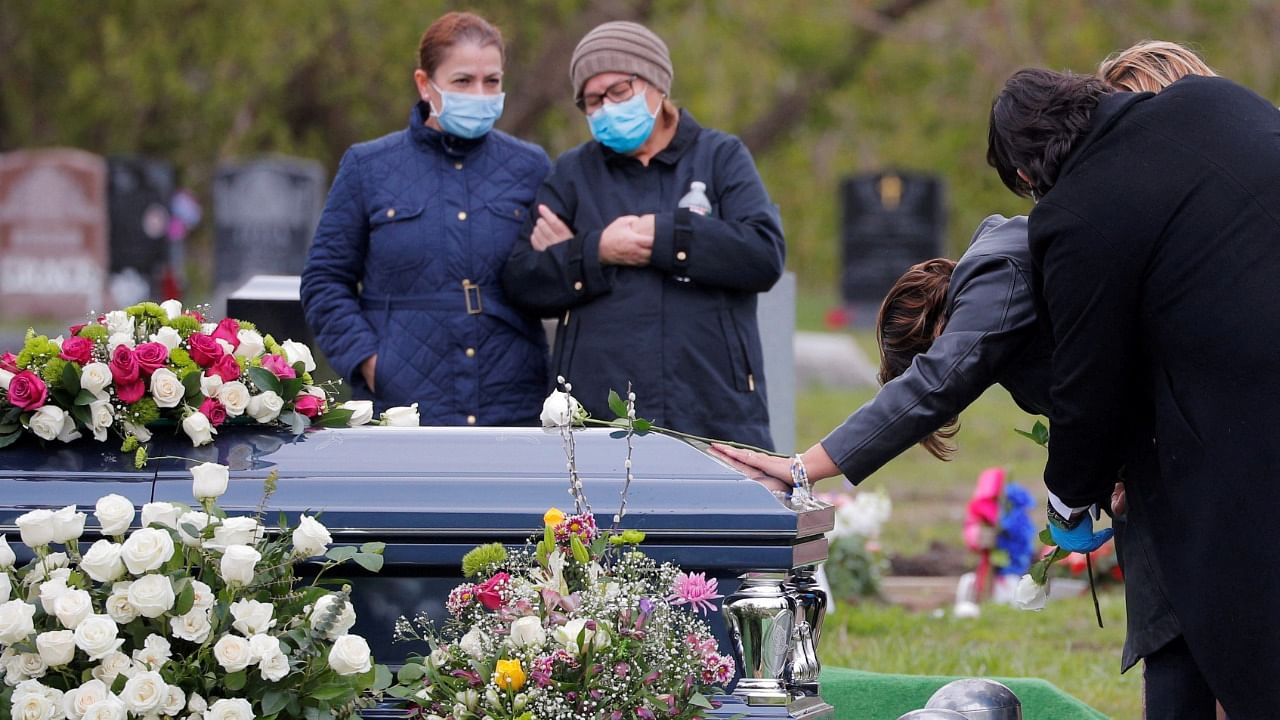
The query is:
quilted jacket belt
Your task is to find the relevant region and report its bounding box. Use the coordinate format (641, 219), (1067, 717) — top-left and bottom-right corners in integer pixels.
(359, 291), (545, 344)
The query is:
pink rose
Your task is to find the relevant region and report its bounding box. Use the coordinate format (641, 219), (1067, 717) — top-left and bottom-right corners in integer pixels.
(211, 318), (241, 349)
(133, 342), (169, 374)
(59, 336), (94, 364)
(0, 353), (18, 373)
(116, 378), (146, 404)
(293, 393), (322, 418)
(199, 397), (227, 426)
(187, 333), (223, 368)
(261, 354), (296, 380)
(475, 572), (510, 611)
(207, 354), (241, 383)
(109, 344), (139, 384)
(7, 370), (48, 410)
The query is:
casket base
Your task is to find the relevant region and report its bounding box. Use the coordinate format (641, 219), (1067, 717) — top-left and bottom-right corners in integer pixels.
(707, 695), (835, 719)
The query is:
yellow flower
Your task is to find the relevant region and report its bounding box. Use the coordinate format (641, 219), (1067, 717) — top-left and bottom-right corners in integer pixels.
(543, 508), (566, 527)
(494, 658), (526, 691)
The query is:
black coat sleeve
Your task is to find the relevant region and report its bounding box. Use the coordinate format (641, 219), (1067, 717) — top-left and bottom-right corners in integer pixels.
(819, 253), (1039, 483)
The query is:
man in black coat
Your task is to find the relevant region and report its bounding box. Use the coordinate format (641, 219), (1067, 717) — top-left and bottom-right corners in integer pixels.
(989, 70), (1280, 718)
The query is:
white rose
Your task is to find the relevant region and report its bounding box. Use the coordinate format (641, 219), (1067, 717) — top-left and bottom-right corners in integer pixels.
(308, 594), (356, 639)
(0, 534), (15, 568)
(121, 670), (167, 715)
(211, 517), (261, 548)
(233, 330), (265, 360)
(168, 610), (211, 644)
(132, 634), (171, 670)
(219, 545), (260, 586)
(508, 616), (546, 648)
(0, 368), (11, 391)
(1012, 574), (1048, 611)
(82, 696), (127, 720)
(36, 630), (76, 667)
(215, 338), (234, 356)
(93, 495), (134, 536)
(121, 421), (151, 443)
(63, 679), (109, 720)
(212, 635), (255, 672)
(0, 572), (10, 603)
(380, 403), (419, 427)
(121, 527), (175, 574)
(229, 599), (275, 636)
(190, 580), (214, 610)
(203, 698), (253, 720)
(280, 340), (316, 372)
(90, 651), (135, 685)
(127, 575), (174, 618)
(291, 515), (331, 558)
(0, 599), (37, 644)
(50, 505), (87, 544)
(162, 686), (186, 716)
(190, 462), (229, 501)
(28, 406), (68, 442)
(104, 583), (138, 624)
(55, 411), (82, 443)
(149, 326), (183, 351)
(339, 400), (374, 426)
(81, 540), (125, 583)
(73, 615), (122, 661)
(327, 634), (371, 676)
(159, 299), (183, 320)
(88, 399), (113, 442)
(176, 512), (211, 548)
(216, 381), (250, 417)
(80, 363), (113, 398)
(186, 693), (207, 714)
(104, 311), (133, 337)
(23, 554), (69, 585)
(198, 373), (222, 398)
(106, 333), (135, 352)
(38, 576), (69, 613)
(540, 391), (582, 428)
(8, 652), (47, 682)
(11, 687), (56, 720)
(257, 646), (289, 682)
(458, 628), (485, 659)
(245, 391), (284, 424)
(181, 411), (216, 446)
(141, 502), (182, 530)
(149, 368), (185, 409)
(53, 588), (93, 629)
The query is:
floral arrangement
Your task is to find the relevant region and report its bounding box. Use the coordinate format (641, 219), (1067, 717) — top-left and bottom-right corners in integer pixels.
(0, 462), (391, 720)
(817, 490), (891, 601)
(0, 300), (402, 456)
(387, 383), (734, 720)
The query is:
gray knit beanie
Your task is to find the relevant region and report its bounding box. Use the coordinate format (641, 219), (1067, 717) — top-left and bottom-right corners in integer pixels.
(569, 21), (673, 103)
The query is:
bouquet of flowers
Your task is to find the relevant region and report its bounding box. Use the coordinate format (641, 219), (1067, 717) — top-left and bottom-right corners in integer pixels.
(387, 384), (734, 720)
(0, 462), (391, 720)
(0, 300), (366, 454)
(817, 490), (891, 601)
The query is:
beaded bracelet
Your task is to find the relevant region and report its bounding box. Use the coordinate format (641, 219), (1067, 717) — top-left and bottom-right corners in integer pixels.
(790, 454), (810, 492)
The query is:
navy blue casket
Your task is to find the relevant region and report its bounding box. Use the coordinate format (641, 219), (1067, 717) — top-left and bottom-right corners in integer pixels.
(0, 426), (834, 717)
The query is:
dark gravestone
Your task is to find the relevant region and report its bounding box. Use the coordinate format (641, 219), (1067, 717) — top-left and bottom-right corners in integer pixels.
(0, 149), (109, 322)
(839, 171), (945, 315)
(226, 274), (342, 397)
(107, 156), (175, 306)
(212, 156), (325, 313)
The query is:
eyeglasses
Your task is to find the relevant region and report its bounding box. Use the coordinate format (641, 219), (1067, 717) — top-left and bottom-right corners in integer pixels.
(576, 75), (642, 114)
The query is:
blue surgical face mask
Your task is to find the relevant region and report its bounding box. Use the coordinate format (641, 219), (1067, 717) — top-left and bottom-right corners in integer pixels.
(430, 83), (505, 139)
(587, 91), (659, 154)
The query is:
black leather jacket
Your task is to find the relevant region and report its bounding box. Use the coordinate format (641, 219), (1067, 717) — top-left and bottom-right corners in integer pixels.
(820, 214), (1052, 482)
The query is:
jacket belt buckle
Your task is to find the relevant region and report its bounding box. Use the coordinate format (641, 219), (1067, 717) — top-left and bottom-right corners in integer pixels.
(462, 280), (483, 315)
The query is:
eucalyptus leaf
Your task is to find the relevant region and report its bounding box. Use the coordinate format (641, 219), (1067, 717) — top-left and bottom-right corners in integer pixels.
(632, 418), (652, 432)
(397, 662), (427, 683)
(353, 552), (383, 573)
(314, 408), (355, 428)
(607, 389), (627, 418)
(173, 578), (196, 616)
(309, 684), (350, 701)
(262, 690), (290, 716)
(224, 670), (246, 691)
(248, 366), (282, 395)
(326, 546), (358, 563)
(360, 541), (385, 554)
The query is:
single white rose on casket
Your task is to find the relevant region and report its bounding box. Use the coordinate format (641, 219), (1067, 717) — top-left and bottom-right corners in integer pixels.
(381, 403), (419, 427)
(121, 527), (175, 574)
(80, 363), (113, 399)
(339, 400), (374, 426)
(80, 540), (125, 584)
(246, 390), (284, 423)
(15, 508), (57, 548)
(280, 340), (316, 372)
(233, 329), (265, 360)
(308, 594), (356, 639)
(36, 629), (76, 667)
(73, 615), (123, 661)
(0, 534), (15, 568)
(219, 545), (261, 586)
(1012, 574), (1048, 611)
(28, 406), (69, 443)
(149, 368), (185, 409)
(181, 411), (216, 446)
(212, 634), (255, 673)
(132, 634), (172, 670)
(53, 589), (93, 630)
(159, 299), (183, 320)
(88, 399), (114, 442)
(149, 326), (182, 351)
(120, 670), (167, 715)
(198, 374), (223, 398)
(93, 495), (134, 537)
(190, 462), (229, 501)
(327, 634), (372, 676)
(0, 599), (37, 644)
(508, 616), (546, 648)
(216, 381), (250, 417)
(540, 390), (582, 428)
(291, 515), (331, 558)
(229, 599), (275, 636)
(176, 512), (211, 548)
(127, 575), (175, 618)
(204, 698), (253, 720)
(140, 502), (181, 531)
(50, 505), (86, 544)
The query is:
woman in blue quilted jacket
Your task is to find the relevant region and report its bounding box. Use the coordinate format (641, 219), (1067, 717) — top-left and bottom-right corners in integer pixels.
(301, 12), (551, 425)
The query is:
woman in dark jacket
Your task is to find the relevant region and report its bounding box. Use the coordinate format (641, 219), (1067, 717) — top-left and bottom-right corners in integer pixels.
(501, 21), (785, 450)
(301, 12), (550, 425)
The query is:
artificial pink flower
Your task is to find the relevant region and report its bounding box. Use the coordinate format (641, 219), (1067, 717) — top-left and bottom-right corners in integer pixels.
(668, 571), (723, 615)
(59, 336), (94, 364)
(7, 370), (48, 410)
(261, 354), (296, 380)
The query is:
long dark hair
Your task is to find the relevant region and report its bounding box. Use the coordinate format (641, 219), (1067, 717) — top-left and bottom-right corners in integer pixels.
(987, 68), (1113, 198)
(876, 258), (959, 460)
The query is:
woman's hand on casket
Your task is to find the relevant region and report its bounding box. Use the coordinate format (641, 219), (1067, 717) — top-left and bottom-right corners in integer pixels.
(711, 444), (791, 482)
(531, 204), (574, 251)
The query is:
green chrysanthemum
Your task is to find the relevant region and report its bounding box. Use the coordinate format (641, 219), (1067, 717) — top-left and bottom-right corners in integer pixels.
(167, 315), (200, 336)
(461, 542), (508, 578)
(77, 324), (108, 341)
(123, 397), (161, 426)
(41, 358), (68, 386)
(16, 333), (59, 370)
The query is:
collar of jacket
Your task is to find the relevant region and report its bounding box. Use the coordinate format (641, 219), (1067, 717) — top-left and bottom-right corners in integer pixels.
(407, 101), (488, 158)
(1055, 90), (1150, 182)
(602, 108), (702, 166)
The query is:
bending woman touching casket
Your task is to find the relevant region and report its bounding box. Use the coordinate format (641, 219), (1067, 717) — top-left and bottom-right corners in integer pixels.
(301, 12), (550, 425)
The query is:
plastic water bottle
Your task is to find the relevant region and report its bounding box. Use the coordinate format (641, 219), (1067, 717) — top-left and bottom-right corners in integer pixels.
(677, 181), (711, 216)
